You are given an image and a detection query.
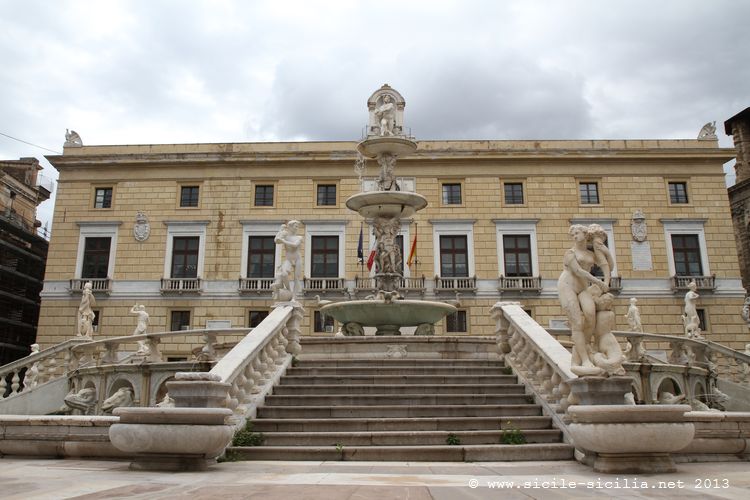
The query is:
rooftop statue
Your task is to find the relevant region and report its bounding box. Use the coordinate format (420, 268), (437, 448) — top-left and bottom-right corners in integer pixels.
(697, 121), (718, 140)
(64, 128), (83, 147)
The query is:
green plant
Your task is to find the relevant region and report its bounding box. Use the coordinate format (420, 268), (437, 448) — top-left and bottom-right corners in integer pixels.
(291, 356), (299, 367)
(499, 421), (526, 445)
(500, 366), (513, 375)
(335, 443), (344, 452)
(446, 433), (461, 446)
(232, 421), (265, 447)
(218, 449), (243, 462)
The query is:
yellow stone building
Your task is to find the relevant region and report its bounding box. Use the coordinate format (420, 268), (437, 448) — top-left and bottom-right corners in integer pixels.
(36, 137), (746, 358)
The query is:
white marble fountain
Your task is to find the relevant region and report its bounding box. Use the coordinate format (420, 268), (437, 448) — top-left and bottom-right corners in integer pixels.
(321, 85), (455, 335)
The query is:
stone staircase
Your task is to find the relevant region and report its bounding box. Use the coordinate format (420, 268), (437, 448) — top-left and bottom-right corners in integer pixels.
(229, 357), (574, 461)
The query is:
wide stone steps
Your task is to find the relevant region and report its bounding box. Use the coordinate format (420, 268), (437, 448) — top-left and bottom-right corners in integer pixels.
(272, 383), (526, 395)
(234, 357), (573, 461)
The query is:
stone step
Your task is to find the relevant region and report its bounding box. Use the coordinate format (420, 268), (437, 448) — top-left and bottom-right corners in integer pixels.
(252, 416), (553, 432)
(279, 374), (518, 385)
(256, 404), (543, 419)
(258, 429), (562, 446)
(272, 383), (527, 395)
(263, 394), (533, 406)
(287, 366), (509, 376)
(295, 358), (505, 367)
(227, 443), (575, 462)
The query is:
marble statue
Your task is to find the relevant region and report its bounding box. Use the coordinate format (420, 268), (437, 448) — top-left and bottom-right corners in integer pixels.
(558, 225), (611, 376)
(273, 220), (303, 300)
(64, 129), (83, 147)
(658, 391), (685, 404)
(373, 216), (402, 275)
(377, 153), (398, 190)
(741, 343), (750, 383)
(589, 224), (614, 287)
(130, 304), (151, 355)
(156, 393), (175, 408)
(741, 297), (750, 325)
(77, 282), (96, 338)
(133, 211), (150, 242)
(63, 387), (97, 415)
(101, 387), (134, 414)
(697, 121), (718, 140)
(682, 281), (703, 339)
(626, 297), (643, 332)
(589, 288), (626, 376)
(689, 398), (719, 412)
(374, 94), (396, 136)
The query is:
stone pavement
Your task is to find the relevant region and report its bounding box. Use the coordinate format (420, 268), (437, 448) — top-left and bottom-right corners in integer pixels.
(0, 458), (749, 499)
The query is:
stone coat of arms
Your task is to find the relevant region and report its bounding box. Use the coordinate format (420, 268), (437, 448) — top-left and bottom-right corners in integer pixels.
(631, 210), (647, 242)
(133, 211), (151, 242)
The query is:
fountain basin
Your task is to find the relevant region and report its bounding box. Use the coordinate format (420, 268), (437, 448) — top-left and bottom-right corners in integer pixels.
(357, 136), (418, 157)
(346, 191), (428, 219)
(321, 299), (456, 336)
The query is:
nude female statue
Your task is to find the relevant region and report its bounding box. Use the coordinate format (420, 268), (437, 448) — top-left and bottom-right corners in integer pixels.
(682, 281), (701, 338)
(77, 282), (96, 337)
(558, 225), (609, 375)
(588, 224), (614, 287)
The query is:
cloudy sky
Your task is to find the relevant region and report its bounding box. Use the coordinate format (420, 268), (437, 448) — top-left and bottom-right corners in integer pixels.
(1, 0), (748, 229)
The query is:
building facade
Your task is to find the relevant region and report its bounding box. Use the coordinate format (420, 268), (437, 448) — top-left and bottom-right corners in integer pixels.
(1, 157), (51, 364)
(726, 108), (750, 292)
(37, 138), (746, 358)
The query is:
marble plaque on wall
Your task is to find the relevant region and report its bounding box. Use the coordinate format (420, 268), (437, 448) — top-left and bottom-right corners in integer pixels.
(631, 241), (653, 271)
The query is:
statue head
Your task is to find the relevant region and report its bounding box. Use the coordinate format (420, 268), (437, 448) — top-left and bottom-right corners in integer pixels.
(688, 281), (698, 292)
(588, 223), (607, 243)
(83, 281), (92, 292)
(629, 297), (638, 305)
(286, 220), (300, 233)
(568, 224), (588, 242)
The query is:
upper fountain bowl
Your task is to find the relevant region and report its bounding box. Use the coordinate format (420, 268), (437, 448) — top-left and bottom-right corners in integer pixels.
(346, 191), (428, 219)
(358, 136), (418, 158)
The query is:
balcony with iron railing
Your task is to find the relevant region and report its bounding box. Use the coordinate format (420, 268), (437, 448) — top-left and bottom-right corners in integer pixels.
(69, 278), (112, 295)
(160, 277), (202, 294)
(670, 275), (715, 292)
(238, 277), (275, 294)
(497, 275), (542, 294)
(434, 275), (477, 293)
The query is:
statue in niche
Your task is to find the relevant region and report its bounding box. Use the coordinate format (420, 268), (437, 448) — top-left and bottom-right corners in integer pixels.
(377, 153), (398, 190)
(372, 216), (402, 275)
(130, 304), (151, 355)
(558, 225), (624, 377)
(374, 94), (396, 136)
(697, 121), (718, 140)
(64, 129), (83, 147)
(682, 281), (703, 339)
(631, 209), (647, 242)
(77, 282), (96, 338)
(273, 220), (303, 300)
(626, 297), (643, 333)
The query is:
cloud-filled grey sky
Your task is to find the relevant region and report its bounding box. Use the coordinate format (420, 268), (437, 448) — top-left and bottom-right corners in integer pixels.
(1, 0), (748, 228)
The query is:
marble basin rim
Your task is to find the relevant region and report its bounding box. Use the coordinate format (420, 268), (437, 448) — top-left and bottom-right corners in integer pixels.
(357, 136), (418, 157)
(346, 191), (428, 219)
(320, 299), (456, 328)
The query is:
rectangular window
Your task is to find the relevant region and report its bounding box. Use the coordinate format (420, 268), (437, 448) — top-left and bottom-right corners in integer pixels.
(171, 236), (200, 278)
(316, 184), (337, 206)
(579, 182), (600, 204)
(94, 188), (113, 209)
(314, 310), (335, 333)
(671, 234), (703, 276)
(440, 235), (468, 277)
(504, 183), (524, 205)
(170, 310), (191, 331)
(668, 182), (689, 204)
(446, 310), (467, 333)
(311, 235), (339, 277)
(81, 237), (111, 278)
(247, 236), (275, 278)
(503, 235), (532, 277)
(248, 310), (269, 328)
(180, 186), (200, 207)
(696, 309), (707, 331)
(254, 185), (274, 207)
(442, 183), (462, 205)
(91, 309), (100, 332)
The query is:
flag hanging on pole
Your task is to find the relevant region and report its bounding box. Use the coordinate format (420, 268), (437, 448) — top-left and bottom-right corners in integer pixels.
(407, 232), (418, 267)
(357, 225), (364, 263)
(366, 229), (377, 271)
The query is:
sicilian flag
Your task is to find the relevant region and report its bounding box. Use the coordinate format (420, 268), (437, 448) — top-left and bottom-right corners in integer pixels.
(407, 233), (417, 267)
(357, 226), (364, 263)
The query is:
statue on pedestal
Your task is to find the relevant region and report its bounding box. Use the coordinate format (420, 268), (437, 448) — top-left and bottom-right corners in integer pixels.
(130, 304), (150, 355)
(374, 94), (396, 136)
(682, 281), (703, 339)
(626, 297), (643, 332)
(273, 220), (303, 301)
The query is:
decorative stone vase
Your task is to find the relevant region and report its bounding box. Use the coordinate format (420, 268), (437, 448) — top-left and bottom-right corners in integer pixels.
(567, 404), (694, 473)
(109, 407), (234, 471)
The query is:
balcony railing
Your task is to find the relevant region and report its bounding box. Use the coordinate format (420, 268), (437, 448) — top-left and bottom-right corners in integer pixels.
(497, 275), (542, 294)
(435, 275), (477, 292)
(608, 276), (622, 293)
(160, 277), (202, 294)
(69, 278), (111, 294)
(238, 277), (274, 294)
(670, 275), (715, 292)
(354, 275), (426, 295)
(304, 277), (346, 294)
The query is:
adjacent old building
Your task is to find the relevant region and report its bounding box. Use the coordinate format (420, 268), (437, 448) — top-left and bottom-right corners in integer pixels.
(0, 157), (51, 364)
(726, 108), (750, 292)
(36, 133), (745, 358)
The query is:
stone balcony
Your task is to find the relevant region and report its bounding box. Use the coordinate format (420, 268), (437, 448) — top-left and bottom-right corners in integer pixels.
(69, 278), (111, 295)
(670, 275), (716, 292)
(238, 277), (274, 294)
(160, 277), (202, 295)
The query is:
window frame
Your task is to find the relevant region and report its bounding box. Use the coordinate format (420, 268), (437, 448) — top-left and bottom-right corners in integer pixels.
(304, 220), (346, 279)
(445, 309), (468, 333)
(502, 181), (525, 206)
(81, 236), (112, 279)
(315, 182), (338, 207)
(578, 180), (601, 205)
(494, 219), (540, 278)
(170, 235), (200, 279)
(431, 220), (475, 278)
(178, 184), (201, 208)
(93, 186), (114, 209)
(240, 221), (283, 279)
(310, 235), (340, 278)
(661, 219), (710, 277)
(253, 183), (276, 207)
(313, 310), (335, 333)
(248, 310), (270, 328)
(169, 310), (192, 331)
(667, 180), (690, 205)
(440, 181), (463, 206)
(75, 222), (120, 280)
(163, 221), (209, 280)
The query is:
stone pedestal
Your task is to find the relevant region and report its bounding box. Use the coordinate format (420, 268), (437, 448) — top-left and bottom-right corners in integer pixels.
(109, 407), (234, 471)
(567, 405), (694, 474)
(167, 373), (230, 408)
(567, 376), (632, 405)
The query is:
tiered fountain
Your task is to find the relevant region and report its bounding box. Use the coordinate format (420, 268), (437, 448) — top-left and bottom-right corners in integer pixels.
(321, 85), (455, 335)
